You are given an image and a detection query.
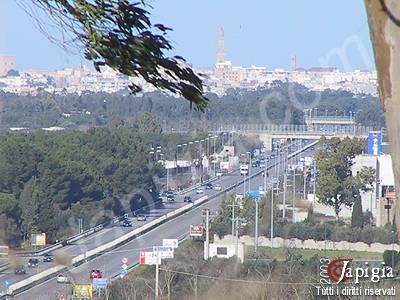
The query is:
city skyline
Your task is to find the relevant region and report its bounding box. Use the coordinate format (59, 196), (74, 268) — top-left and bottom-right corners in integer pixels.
(1, 0), (374, 71)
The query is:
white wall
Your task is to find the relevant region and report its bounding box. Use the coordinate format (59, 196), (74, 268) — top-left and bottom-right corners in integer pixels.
(207, 240), (244, 263)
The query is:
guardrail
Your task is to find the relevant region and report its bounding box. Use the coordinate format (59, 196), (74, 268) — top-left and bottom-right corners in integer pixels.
(2, 141), (317, 298)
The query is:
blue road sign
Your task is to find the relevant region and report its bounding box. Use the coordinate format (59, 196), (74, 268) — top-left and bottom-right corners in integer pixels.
(246, 190), (261, 199)
(93, 278), (108, 289)
(119, 268), (128, 274)
(368, 131), (382, 155)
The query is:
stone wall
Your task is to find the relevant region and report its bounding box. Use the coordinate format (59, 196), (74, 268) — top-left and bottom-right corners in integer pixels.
(214, 234), (399, 253)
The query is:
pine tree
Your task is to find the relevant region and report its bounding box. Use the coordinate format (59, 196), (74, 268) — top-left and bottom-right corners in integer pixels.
(351, 196), (364, 228)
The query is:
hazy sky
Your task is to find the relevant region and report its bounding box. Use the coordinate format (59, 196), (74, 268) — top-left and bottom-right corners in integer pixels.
(0, 0), (374, 71)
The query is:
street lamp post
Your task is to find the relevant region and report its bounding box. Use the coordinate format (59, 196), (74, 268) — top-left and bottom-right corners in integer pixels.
(177, 144), (182, 191)
(255, 198), (259, 254)
(271, 181), (274, 243)
(247, 151), (251, 192)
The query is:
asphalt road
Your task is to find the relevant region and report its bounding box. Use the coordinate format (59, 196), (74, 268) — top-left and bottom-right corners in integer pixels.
(0, 168), (244, 294)
(10, 140), (316, 299)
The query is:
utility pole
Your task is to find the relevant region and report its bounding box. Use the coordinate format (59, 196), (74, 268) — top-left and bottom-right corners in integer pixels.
(229, 198), (238, 236)
(166, 168), (169, 191)
(270, 182), (274, 243)
(303, 169), (307, 200)
(213, 136), (216, 177)
(283, 171), (287, 219)
(292, 166), (296, 223)
(155, 246), (160, 300)
(203, 209), (210, 260)
(247, 152), (252, 193)
(254, 198), (259, 254)
(313, 160), (316, 202)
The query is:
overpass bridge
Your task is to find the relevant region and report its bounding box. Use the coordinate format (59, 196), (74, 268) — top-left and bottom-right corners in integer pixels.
(208, 124), (373, 150)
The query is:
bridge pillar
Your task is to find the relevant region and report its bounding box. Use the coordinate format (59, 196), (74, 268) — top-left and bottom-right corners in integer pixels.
(258, 133), (273, 151)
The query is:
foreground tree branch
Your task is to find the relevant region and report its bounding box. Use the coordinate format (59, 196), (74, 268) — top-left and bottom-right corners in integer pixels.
(365, 0), (400, 234)
(17, 0), (208, 111)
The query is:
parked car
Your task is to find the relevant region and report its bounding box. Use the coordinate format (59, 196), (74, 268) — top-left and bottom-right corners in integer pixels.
(196, 189), (204, 194)
(167, 195), (175, 202)
(213, 185), (222, 191)
(43, 253), (54, 263)
(205, 182), (213, 190)
(89, 270), (103, 279)
(183, 196), (192, 203)
(122, 220), (132, 227)
(216, 172), (223, 177)
(28, 258), (39, 268)
(137, 214), (147, 221)
(57, 274), (70, 284)
(14, 265), (26, 275)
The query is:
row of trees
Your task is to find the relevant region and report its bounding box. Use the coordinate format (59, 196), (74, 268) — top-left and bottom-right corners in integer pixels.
(0, 84), (385, 130)
(0, 126), (185, 247)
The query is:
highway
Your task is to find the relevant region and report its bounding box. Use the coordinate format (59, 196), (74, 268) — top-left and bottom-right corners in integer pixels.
(8, 140), (316, 299)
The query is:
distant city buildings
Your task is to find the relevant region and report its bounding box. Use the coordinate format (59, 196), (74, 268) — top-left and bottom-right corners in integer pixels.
(0, 31), (378, 97)
(0, 55), (16, 76)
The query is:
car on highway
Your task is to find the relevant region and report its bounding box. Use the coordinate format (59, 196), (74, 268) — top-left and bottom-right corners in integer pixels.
(205, 182), (213, 190)
(122, 219), (133, 227)
(57, 274), (70, 284)
(252, 160), (260, 167)
(166, 191), (174, 198)
(213, 185), (222, 191)
(61, 240), (70, 247)
(167, 194), (175, 202)
(137, 214), (147, 221)
(196, 188), (204, 194)
(183, 196), (192, 203)
(28, 258), (39, 268)
(43, 253), (54, 262)
(89, 269), (103, 279)
(14, 265), (26, 275)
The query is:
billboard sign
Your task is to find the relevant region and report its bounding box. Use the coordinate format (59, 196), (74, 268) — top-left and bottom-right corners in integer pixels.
(153, 246), (174, 259)
(162, 239), (179, 249)
(139, 251), (161, 265)
(30, 233), (47, 246)
(368, 131), (382, 156)
(190, 225), (204, 237)
(73, 284), (93, 298)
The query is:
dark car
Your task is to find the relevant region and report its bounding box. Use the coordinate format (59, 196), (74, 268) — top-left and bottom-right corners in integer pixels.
(122, 220), (133, 227)
(137, 214), (147, 221)
(166, 191), (174, 198)
(205, 182), (213, 190)
(28, 258), (39, 268)
(14, 265), (26, 275)
(43, 253), (54, 263)
(61, 240), (70, 247)
(183, 196), (192, 203)
(167, 194), (175, 202)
